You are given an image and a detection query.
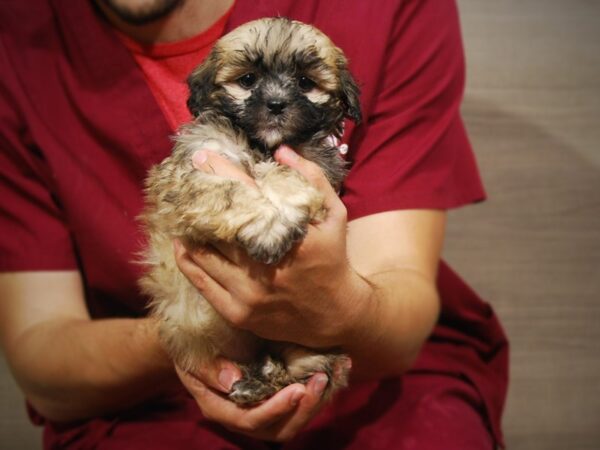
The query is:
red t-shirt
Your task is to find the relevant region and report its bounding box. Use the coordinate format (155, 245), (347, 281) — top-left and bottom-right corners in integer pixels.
(0, 0), (508, 448)
(115, 5), (234, 131)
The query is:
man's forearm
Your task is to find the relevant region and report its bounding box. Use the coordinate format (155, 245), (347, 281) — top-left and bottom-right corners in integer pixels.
(7, 317), (177, 422)
(342, 268), (440, 381)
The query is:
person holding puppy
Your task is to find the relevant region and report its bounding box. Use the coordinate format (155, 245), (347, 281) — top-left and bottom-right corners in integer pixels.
(0, 0), (508, 449)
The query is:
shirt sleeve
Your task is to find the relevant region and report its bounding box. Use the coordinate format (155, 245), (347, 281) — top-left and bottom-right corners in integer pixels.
(341, 0), (486, 221)
(0, 43), (77, 272)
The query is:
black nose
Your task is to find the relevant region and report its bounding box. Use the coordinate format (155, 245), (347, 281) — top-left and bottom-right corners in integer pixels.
(266, 100), (286, 115)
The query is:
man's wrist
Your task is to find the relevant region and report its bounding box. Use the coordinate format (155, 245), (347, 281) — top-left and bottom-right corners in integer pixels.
(335, 267), (381, 353)
(135, 317), (174, 373)
(134, 317), (183, 397)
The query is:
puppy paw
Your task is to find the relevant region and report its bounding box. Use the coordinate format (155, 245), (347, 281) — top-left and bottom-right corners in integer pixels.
(229, 378), (277, 406)
(237, 215), (309, 264)
(229, 355), (291, 406)
(283, 348), (351, 400)
(233, 162), (325, 264)
(228, 348), (351, 406)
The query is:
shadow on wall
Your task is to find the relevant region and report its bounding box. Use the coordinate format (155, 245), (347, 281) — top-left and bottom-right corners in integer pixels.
(444, 97), (600, 450)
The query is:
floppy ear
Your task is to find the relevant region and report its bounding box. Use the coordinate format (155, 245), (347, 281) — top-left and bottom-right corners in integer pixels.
(187, 52), (220, 117)
(338, 67), (362, 124)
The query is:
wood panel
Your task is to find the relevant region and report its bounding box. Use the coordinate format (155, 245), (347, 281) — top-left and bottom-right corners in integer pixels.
(447, 1), (600, 449)
(0, 357), (40, 449)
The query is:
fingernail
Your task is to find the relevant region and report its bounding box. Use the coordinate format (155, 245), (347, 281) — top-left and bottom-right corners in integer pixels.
(218, 368), (236, 392)
(290, 388), (305, 406)
(192, 150), (208, 169)
(276, 145), (299, 162)
(312, 374), (329, 396)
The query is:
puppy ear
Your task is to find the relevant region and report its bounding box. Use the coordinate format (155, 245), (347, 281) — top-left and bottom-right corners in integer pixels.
(187, 52), (219, 117)
(338, 68), (362, 124)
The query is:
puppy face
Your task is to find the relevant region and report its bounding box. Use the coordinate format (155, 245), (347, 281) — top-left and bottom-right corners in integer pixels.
(187, 18), (361, 151)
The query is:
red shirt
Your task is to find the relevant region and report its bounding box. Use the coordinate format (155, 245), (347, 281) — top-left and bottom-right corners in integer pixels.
(115, 5), (234, 130)
(0, 0), (508, 448)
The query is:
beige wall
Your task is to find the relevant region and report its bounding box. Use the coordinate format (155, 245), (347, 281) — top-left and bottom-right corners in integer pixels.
(1, 1), (599, 448)
(446, 1), (600, 448)
(0, 357), (40, 448)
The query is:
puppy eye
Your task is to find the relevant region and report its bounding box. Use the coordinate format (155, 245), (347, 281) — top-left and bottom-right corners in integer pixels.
(298, 76), (316, 92)
(238, 73), (257, 89)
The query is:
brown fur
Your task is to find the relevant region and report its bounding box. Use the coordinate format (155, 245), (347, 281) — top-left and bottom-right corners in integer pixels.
(140, 18), (360, 405)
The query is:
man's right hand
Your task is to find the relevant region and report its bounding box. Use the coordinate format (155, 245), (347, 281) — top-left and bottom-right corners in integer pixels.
(176, 357), (329, 442)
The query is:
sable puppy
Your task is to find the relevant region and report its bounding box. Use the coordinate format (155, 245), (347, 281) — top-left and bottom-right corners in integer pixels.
(140, 17), (361, 405)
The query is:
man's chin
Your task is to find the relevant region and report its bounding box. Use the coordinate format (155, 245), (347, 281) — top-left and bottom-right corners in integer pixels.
(97, 0), (183, 25)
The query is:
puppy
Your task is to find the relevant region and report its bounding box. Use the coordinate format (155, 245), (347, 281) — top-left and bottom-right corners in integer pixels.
(140, 17), (361, 405)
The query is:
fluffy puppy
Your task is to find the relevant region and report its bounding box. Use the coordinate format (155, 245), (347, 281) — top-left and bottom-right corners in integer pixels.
(140, 17), (361, 405)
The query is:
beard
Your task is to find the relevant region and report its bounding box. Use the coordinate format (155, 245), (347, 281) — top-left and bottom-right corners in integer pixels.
(97, 0), (184, 25)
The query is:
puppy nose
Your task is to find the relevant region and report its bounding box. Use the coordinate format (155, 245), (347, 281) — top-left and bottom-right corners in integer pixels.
(266, 100), (286, 115)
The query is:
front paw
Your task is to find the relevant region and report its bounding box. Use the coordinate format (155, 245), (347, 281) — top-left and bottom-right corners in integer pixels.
(237, 216), (309, 264)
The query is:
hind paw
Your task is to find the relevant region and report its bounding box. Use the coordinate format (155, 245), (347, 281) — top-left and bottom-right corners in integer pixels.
(229, 378), (277, 406)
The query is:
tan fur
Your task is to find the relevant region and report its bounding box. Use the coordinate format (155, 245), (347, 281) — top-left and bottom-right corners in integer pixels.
(222, 82), (252, 103)
(215, 18), (344, 90)
(141, 121), (323, 368)
(140, 18), (360, 405)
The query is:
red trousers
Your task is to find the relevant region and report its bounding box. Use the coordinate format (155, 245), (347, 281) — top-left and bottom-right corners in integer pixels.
(42, 373), (495, 450)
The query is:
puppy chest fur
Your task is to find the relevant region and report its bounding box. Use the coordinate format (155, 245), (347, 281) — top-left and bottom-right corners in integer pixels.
(140, 17), (361, 405)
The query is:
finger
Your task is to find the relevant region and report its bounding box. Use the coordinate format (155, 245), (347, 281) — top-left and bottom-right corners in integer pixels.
(189, 378), (306, 434)
(232, 384), (307, 432)
(274, 145), (334, 195)
(274, 145), (346, 218)
(177, 357), (242, 394)
(173, 240), (229, 295)
(173, 240), (250, 327)
(185, 244), (263, 303)
(210, 241), (255, 268)
(267, 373), (329, 441)
(192, 150), (257, 187)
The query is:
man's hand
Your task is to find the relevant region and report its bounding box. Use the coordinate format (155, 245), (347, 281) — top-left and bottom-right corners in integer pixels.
(178, 144), (443, 388)
(174, 146), (369, 438)
(176, 357), (329, 442)
(178, 146), (374, 349)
